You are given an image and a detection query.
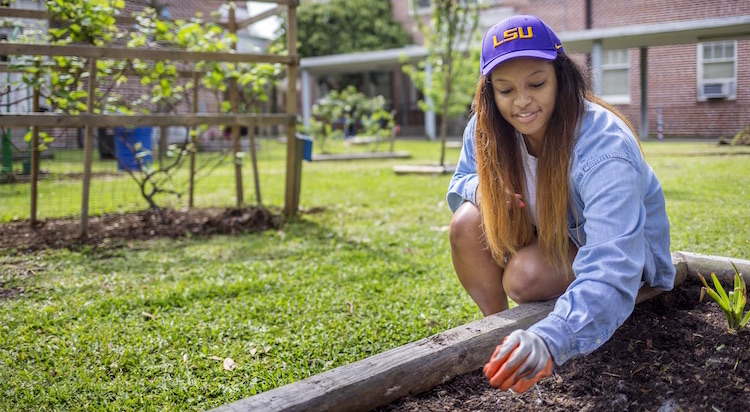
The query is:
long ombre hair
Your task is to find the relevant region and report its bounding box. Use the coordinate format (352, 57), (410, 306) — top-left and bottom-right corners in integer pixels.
(474, 53), (636, 274)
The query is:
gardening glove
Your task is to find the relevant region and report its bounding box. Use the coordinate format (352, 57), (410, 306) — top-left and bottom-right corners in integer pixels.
(483, 329), (553, 393)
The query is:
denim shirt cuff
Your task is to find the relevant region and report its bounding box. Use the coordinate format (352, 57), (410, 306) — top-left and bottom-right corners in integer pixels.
(528, 314), (578, 366)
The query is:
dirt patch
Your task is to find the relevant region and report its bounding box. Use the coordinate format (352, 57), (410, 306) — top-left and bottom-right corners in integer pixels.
(0, 206), (281, 252)
(380, 277), (750, 412)
(0, 257), (44, 299)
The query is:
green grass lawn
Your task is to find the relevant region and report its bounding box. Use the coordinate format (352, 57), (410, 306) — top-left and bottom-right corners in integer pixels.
(1, 139), (748, 411)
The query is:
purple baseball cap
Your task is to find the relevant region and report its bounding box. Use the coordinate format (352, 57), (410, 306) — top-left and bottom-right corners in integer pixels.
(480, 15), (564, 76)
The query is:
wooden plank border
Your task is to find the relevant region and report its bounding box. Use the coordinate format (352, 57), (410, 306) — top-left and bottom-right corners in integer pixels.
(0, 113), (295, 128)
(0, 2), (293, 27)
(0, 43), (296, 65)
(311, 151), (412, 162)
(206, 251), (747, 412)
(673, 251), (750, 285)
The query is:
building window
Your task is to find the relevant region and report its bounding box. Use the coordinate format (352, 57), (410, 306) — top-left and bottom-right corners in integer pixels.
(0, 34), (7, 62)
(410, 0), (432, 16)
(601, 49), (630, 104)
(697, 41), (737, 101)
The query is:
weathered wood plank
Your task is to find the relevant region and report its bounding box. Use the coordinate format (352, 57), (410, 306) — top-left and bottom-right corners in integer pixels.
(0, 43), (296, 64)
(209, 252), (709, 412)
(236, 6), (286, 30)
(674, 251), (750, 285)
(312, 151), (412, 161)
(392, 164), (456, 175)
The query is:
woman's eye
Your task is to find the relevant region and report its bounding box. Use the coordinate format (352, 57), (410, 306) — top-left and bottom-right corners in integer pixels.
(497, 88), (512, 95)
(530, 81), (545, 89)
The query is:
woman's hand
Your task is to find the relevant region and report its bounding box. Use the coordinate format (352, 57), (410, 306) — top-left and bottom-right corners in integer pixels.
(474, 188), (524, 208)
(507, 190), (525, 208)
(483, 329), (552, 393)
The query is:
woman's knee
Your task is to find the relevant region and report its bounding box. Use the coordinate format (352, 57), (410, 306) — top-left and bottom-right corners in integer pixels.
(502, 251), (545, 303)
(449, 202), (482, 250)
(503, 245), (573, 303)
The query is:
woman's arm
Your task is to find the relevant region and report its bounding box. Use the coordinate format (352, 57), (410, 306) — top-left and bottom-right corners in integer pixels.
(529, 155), (646, 364)
(447, 116), (479, 212)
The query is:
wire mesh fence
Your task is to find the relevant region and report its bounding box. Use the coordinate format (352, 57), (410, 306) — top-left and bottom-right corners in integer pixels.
(0, 130), (287, 223)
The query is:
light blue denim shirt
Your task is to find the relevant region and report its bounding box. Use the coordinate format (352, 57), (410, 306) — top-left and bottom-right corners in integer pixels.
(447, 101), (676, 365)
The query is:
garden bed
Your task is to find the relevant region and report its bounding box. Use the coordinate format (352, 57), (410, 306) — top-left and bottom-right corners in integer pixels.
(380, 275), (750, 412)
(0, 206), (280, 252)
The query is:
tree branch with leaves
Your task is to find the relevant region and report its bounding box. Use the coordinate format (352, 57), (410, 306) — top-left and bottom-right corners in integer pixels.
(404, 0), (481, 167)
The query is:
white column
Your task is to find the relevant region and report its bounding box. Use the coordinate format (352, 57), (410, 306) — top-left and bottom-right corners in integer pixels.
(424, 61), (436, 140)
(301, 69), (311, 129)
(640, 47), (649, 140)
(591, 40), (603, 96)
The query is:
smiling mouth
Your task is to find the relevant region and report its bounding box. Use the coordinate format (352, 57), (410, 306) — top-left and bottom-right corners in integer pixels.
(515, 111), (538, 123)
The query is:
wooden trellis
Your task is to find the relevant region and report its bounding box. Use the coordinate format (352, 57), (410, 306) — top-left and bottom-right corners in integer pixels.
(0, 0), (301, 233)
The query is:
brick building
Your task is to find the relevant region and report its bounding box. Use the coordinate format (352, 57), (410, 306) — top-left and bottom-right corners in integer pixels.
(300, 0), (750, 139)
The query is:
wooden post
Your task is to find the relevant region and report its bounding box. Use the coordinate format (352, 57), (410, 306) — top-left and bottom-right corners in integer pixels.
(283, 1), (299, 217)
(80, 57), (97, 236)
(229, 6), (244, 208)
(249, 127), (262, 205)
(189, 71), (199, 208)
(29, 62), (40, 226)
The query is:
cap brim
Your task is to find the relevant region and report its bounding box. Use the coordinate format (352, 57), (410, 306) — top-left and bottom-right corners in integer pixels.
(481, 50), (559, 76)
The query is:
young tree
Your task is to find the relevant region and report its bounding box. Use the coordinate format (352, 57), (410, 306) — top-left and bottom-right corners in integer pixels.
(306, 86), (395, 154)
(404, 0), (481, 167)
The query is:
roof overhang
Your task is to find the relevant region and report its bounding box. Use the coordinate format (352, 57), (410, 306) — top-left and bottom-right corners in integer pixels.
(299, 16), (750, 74)
(300, 45), (427, 75)
(560, 15), (750, 52)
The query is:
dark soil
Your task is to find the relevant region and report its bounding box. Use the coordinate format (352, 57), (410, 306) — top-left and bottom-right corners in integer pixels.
(380, 278), (750, 412)
(0, 206), (281, 252)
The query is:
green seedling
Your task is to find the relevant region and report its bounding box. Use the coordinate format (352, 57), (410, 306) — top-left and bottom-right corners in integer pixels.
(698, 262), (750, 333)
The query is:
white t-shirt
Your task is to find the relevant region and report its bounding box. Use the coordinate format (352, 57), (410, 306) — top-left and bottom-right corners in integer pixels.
(517, 132), (538, 226)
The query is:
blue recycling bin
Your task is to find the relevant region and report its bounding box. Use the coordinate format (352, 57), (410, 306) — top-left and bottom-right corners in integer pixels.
(114, 127), (153, 171)
(296, 133), (313, 162)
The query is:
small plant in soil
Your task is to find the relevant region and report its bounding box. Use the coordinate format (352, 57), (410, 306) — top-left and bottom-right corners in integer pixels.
(698, 262), (750, 333)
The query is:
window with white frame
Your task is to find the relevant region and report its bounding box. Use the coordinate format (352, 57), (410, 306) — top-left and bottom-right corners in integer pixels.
(410, 0), (432, 15)
(601, 49), (630, 104)
(697, 41), (737, 101)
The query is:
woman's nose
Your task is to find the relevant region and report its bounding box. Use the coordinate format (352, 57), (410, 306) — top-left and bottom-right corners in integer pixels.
(514, 90), (531, 108)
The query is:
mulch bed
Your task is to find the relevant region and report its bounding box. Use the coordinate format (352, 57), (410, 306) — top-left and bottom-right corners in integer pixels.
(0, 206), (280, 252)
(379, 278), (750, 412)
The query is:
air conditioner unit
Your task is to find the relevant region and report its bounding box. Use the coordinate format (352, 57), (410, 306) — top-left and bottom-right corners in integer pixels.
(702, 81), (731, 99)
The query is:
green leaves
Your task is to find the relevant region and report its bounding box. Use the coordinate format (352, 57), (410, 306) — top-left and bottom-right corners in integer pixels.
(46, 0), (123, 45)
(404, 0), (480, 118)
(698, 262), (749, 332)
(306, 86), (395, 154)
(274, 0), (411, 58)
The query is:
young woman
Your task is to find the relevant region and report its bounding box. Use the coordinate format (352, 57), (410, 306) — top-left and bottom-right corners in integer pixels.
(446, 15), (676, 393)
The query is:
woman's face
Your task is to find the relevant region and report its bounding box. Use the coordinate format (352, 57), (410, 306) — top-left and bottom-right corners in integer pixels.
(489, 58), (558, 150)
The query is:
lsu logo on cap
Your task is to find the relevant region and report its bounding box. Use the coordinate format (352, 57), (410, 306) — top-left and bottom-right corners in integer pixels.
(492, 26), (533, 48)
